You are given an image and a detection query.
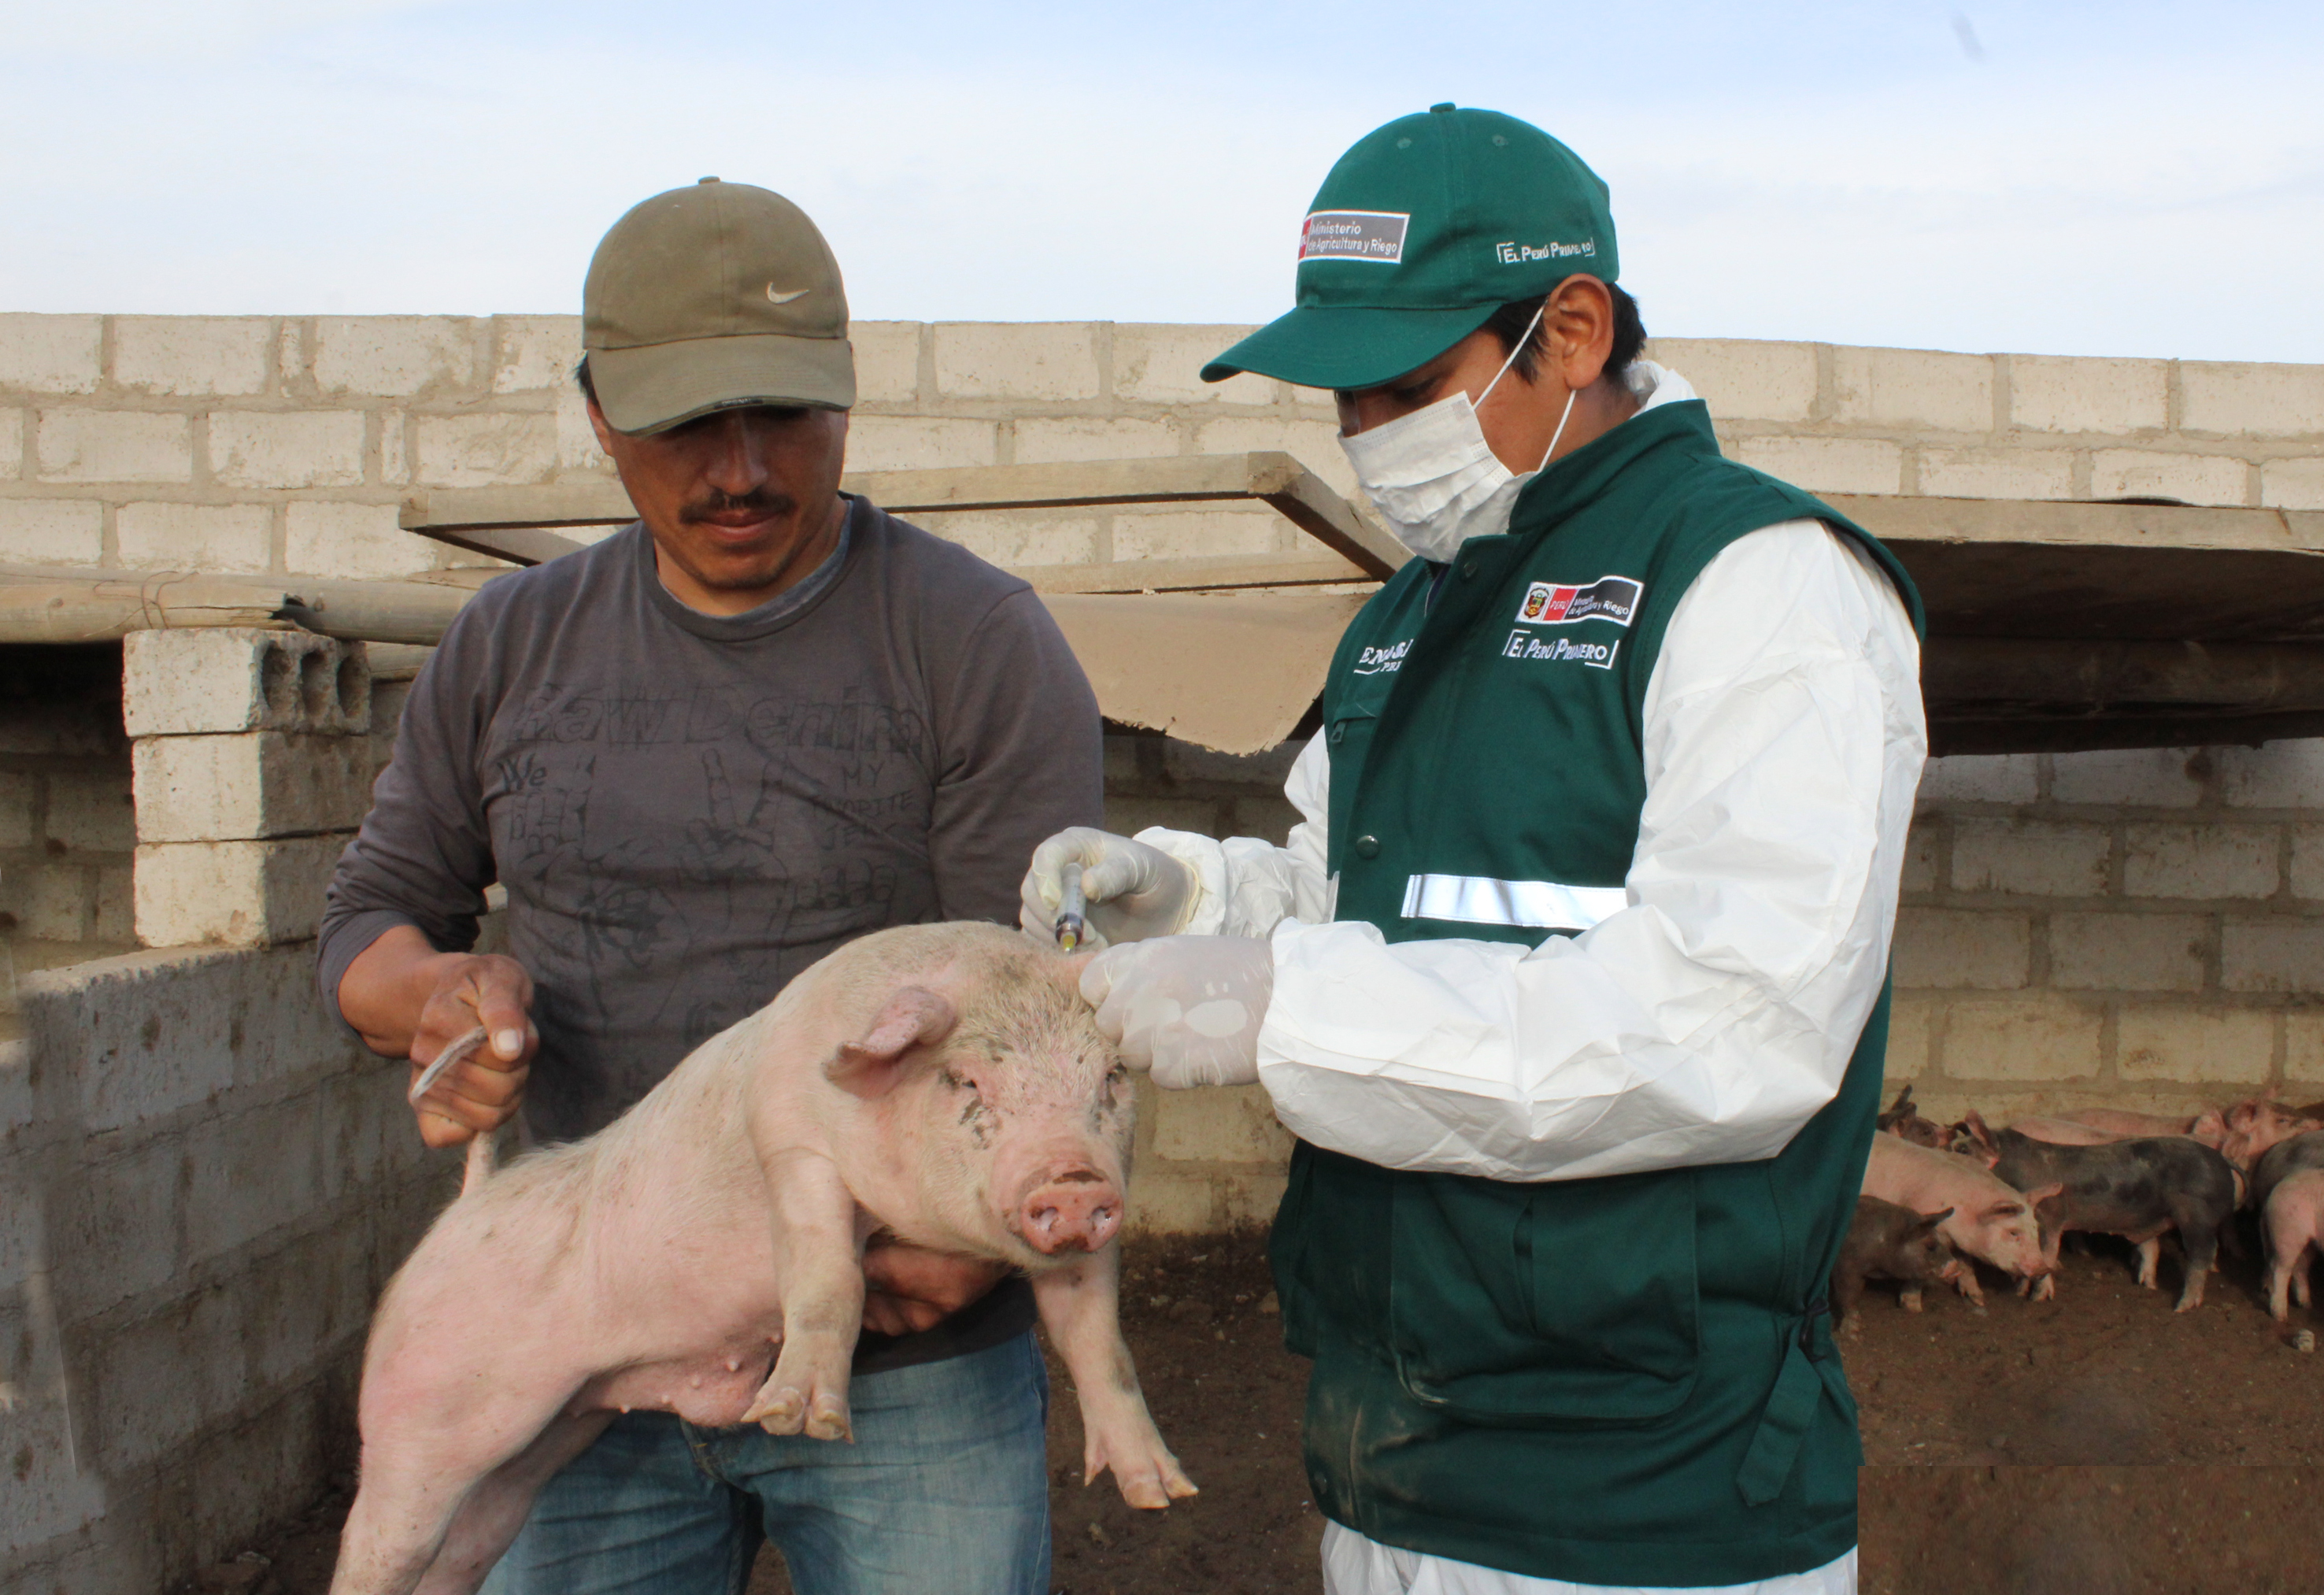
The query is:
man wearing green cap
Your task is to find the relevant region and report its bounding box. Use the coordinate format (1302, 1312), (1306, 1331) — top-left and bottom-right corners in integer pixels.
(324, 179), (1100, 1593)
(1022, 106), (1925, 1593)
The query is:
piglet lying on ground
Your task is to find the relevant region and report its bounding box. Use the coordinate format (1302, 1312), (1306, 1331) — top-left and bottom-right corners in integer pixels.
(331, 923), (1191, 1595)
(2253, 1130), (2324, 1323)
(1861, 1134), (2056, 1305)
(1831, 1196), (1958, 1333)
(1959, 1112), (2238, 1311)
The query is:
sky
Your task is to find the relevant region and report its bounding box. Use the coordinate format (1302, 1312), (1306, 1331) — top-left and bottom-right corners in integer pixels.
(1, 1), (2318, 362)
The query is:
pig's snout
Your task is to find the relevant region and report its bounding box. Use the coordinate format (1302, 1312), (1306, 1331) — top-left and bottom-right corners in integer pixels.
(1017, 1170), (1123, 1255)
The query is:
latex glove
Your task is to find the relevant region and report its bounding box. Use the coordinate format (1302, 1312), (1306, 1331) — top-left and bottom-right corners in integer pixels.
(1019, 827), (1198, 952)
(1081, 935), (1275, 1090)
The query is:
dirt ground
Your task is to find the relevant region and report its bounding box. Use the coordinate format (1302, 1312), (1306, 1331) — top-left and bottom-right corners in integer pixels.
(240, 1228), (2322, 1595)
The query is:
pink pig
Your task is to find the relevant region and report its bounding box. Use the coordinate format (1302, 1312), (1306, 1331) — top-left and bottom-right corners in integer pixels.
(331, 923), (1193, 1595)
(1861, 1133), (2059, 1305)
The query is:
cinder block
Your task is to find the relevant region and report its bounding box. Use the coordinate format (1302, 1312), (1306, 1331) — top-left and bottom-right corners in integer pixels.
(46, 765), (134, 853)
(1949, 818), (2111, 896)
(114, 501), (272, 574)
(1646, 339), (1817, 424)
(931, 322), (1100, 401)
(1915, 448), (2073, 500)
(1112, 506), (1280, 562)
(2048, 746), (2206, 807)
(92, 859), (131, 942)
(1015, 416), (1179, 464)
(0, 313), (102, 393)
(113, 316), (271, 397)
(1917, 752), (2038, 805)
(2221, 919), (2324, 995)
(1830, 346), (1994, 433)
(2, 860), (97, 939)
(35, 410), (191, 484)
(182, 1093), (324, 1267)
(50, 1135), (184, 1316)
(1892, 907), (2030, 989)
(286, 501), (436, 579)
(2047, 911), (2206, 991)
(124, 629), (370, 738)
(2289, 827), (2324, 900)
(849, 321), (920, 404)
(240, 1217), (374, 1389)
(1882, 997), (1934, 1080)
(0, 767), (33, 848)
(846, 416), (997, 472)
(1105, 794), (1225, 838)
(1113, 324), (1271, 406)
(2089, 449), (2249, 507)
(313, 316), (478, 398)
(2215, 739), (2324, 809)
(2180, 361), (2324, 438)
(2116, 1006), (2275, 1083)
(1228, 794), (1301, 846)
(911, 509), (1098, 568)
(1940, 996), (2103, 1081)
(2122, 823), (2279, 899)
(2285, 1012), (2324, 1084)
(133, 833), (350, 947)
(1734, 435), (1902, 495)
(489, 314), (581, 394)
(1219, 1170), (1291, 1227)
(208, 409), (365, 490)
(1151, 1082), (1292, 1164)
(85, 1283), (247, 1475)
(1194, 415), (1360, 498)
(1160, 738), (1304, 788)
(0, 404), (19, 479)
(1899, 823), (1937, 895)
(383, 407), (414, 485)
(2008, 355), (2168, 435)
(132, 731), (373, 842)
(2262, 457), (2324, 512)
(1123, 1169), (1219, 1236)
(412, 412), (558, 489)
(0, 498), (103, 565)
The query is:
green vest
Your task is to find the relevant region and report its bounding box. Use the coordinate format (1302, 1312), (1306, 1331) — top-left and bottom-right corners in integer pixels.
(1268, 398), (1925, 1587)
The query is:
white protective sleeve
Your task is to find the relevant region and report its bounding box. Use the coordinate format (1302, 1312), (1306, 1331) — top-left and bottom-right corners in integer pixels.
(1139, 519), (1925, 1182)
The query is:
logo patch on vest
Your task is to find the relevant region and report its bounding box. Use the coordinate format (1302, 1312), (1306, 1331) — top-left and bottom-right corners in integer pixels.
(1514, 575), (1642, 629)
(1502, 631), (1619, 669)
(1353, 638), (1412, 675)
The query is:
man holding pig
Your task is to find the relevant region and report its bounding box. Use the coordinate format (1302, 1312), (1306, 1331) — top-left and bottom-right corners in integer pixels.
(1023, 106), (1926, 1594)
(323, 178), (1101, 1594)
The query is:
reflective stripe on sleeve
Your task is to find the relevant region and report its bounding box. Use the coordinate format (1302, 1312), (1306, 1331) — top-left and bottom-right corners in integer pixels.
(1398, 873), (1630, 932)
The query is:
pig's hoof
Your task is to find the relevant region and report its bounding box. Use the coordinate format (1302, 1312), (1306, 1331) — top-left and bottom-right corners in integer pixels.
(805, 1393), (853, 1442)
(745, 1387), (806, 1434)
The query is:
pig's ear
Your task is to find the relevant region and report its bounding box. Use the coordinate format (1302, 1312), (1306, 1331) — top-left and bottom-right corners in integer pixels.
(2021, 1181), (2065, 1210)
(825, 987), (959, 1099)
(1914, 1207), (1955, 1232)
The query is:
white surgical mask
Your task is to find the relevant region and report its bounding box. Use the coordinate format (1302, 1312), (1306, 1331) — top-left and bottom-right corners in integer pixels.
(1338, 305), (1578, 563)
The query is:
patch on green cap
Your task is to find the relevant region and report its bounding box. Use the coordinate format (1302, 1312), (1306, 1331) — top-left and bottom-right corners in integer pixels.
(1204, 105), (1617, 390)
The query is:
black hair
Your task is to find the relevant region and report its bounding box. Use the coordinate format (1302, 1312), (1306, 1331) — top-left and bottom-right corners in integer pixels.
(575, 356), (597, 407)
(1482, 281), (1645, 387)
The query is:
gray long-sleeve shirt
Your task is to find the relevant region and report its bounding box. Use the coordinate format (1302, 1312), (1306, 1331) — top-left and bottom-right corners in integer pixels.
(319, 498), (1102, 1366)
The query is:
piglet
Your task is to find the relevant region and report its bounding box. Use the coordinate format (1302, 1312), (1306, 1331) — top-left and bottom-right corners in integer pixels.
(1831, 1196), (1957, 1334)
(2252, 1130), (2324, 1322)
(1861, 1133), (2058, 1305)
(1958, 1111), (2238, 1311)
(1876, 1083), (1948, 1149)
(331, 923), (1192, 1595)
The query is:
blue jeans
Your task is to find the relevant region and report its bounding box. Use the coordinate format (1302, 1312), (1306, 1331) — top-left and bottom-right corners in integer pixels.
(479, 1331), (1052, 1595)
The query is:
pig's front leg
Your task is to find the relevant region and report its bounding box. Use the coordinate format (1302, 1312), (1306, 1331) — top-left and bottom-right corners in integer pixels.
(740, 1149), (864, 1442)
(1033, 1245), (1197, 1510)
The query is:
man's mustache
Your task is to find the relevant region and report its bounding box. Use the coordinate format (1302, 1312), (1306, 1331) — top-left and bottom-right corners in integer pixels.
(680, 489), (795, 524)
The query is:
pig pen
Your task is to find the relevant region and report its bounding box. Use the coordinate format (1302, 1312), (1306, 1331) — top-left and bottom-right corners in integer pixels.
(225, 1225), (2324, 1595)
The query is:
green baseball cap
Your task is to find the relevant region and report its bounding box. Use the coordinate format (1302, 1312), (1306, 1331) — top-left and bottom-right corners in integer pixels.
(583, 177), (855, 435)
(1202, 105), (1618, 392)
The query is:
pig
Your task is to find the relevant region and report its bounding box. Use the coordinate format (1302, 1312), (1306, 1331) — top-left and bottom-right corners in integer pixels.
(330, 923), (1193, 1595)
(2005, 1116), (2138, 1149)
(2210, 1096), (2322, 1172)
(1861, 1133), (2059, 1305)
(2252, 1130), (2324, 1322)
(1957, 1111), (2238, 1311)
(1830, 1196), (1958, 1334)
(1876, 1083), (1948, 1148)
(2055, 1106), (2199, 1140)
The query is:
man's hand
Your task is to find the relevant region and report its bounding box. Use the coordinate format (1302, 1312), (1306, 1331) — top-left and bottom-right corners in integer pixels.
(1018, 827), (1197, 952)
(341, 923), (538, 1149)
(860, 1243), (1009, 1337)
(1081, 935), (1275, 1090)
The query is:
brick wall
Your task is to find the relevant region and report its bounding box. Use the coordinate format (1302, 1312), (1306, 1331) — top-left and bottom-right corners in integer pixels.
(6, 316), (2322, 588)
(0, 646), (135, 991)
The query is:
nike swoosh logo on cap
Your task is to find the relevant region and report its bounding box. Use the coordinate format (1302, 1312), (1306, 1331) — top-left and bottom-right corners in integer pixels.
(765, 284), (809, 304)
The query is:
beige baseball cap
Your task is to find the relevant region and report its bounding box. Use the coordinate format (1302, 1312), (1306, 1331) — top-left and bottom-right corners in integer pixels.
(582, 177), (855, 435)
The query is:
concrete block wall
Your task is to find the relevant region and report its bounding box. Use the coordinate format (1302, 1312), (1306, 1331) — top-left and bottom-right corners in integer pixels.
(0, 942), (448, 1595)
(0, 646), (135, 990)
(7, 316), (2321, 591)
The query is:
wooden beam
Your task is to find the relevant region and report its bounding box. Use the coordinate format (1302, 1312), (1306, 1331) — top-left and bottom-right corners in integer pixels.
(1020, 552), (1367, 594)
